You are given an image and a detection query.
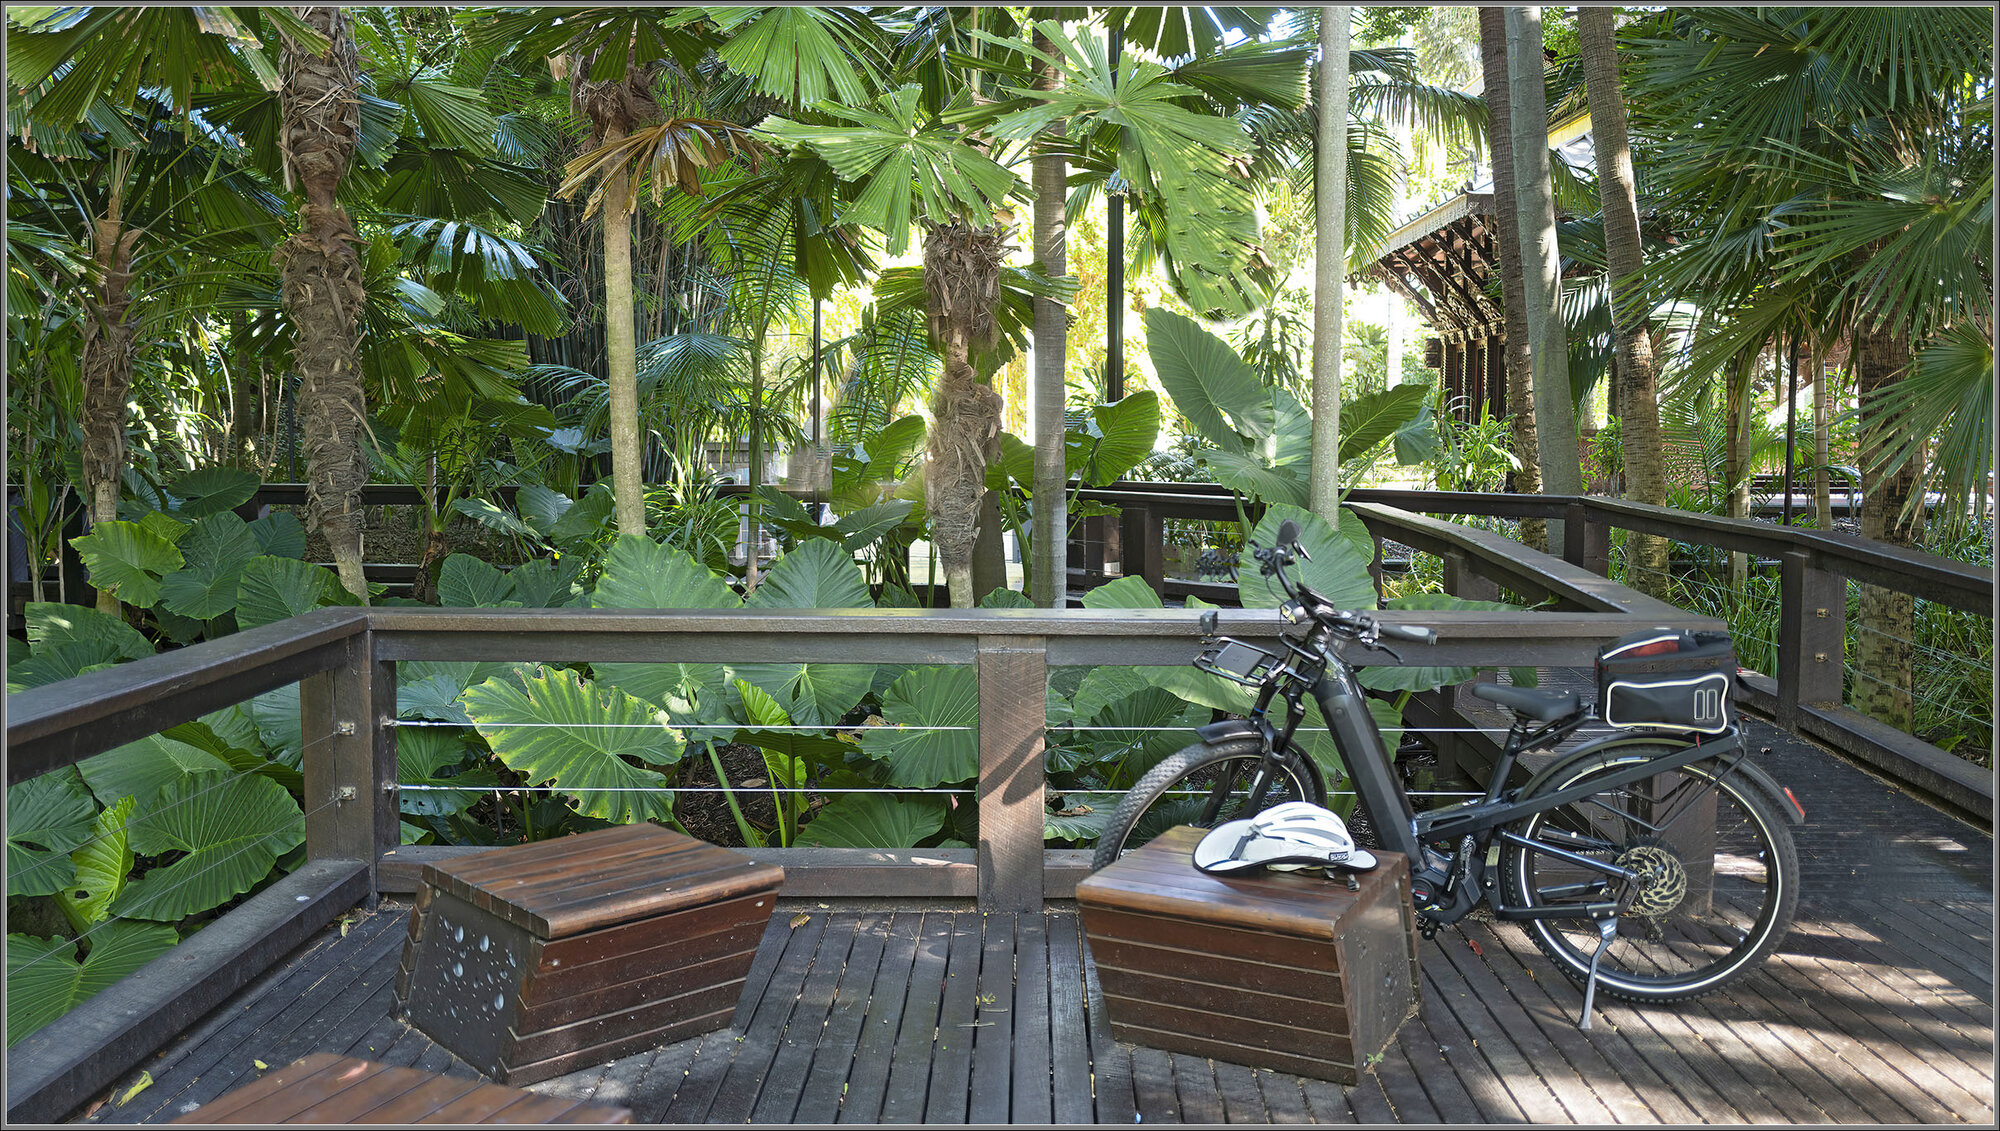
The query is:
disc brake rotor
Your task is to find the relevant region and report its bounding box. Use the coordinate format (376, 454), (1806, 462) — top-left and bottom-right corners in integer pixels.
(1616, 842), (1688, 917)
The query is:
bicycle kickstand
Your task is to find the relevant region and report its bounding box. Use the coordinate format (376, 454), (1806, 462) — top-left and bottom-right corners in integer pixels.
(1577, 914), (1619, 1030)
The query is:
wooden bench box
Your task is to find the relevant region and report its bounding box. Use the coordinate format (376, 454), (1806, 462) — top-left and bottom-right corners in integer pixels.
(173, 1053), (632, 1123)
(396, 824), (784, 1085)
(1076, 824), (1421, 1084)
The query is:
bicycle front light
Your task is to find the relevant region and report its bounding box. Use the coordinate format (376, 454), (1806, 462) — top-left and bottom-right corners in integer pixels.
(1279, 598), (1309, 624)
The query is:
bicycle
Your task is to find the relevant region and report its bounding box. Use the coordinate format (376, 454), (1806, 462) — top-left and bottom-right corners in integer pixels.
(1089, 520), (1805, 1027)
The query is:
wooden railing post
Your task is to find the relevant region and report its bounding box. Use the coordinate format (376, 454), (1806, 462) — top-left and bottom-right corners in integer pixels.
(302, 631), (397, 894)
(1442, 551), (1502, 602)
(977, 635), (1047, 913)
(1119, 499), (1165, 592)
(1562, 502), (1609, 577)
(1778, 551), (1846, 728)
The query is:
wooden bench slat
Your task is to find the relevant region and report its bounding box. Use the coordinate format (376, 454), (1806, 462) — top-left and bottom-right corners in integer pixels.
(172, 1055), (633, 1124)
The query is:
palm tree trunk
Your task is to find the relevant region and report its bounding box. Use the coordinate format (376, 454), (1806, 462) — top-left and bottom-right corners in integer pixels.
(1030, 28), (1069, 607)
(1477, 7), (1545, 551)
(277, 6), (369, 602)
(1578, 7), (1669, 597)
(602, 139), (646, 537)
(1725, 357), (1752, 591)
(1310, 7), (1350, 527)
(1505, 6), (1581, 530)
(1852, 324), (1919, 730)
(923, 219), (1007, 608)
(79, 179), (141, 615)
(1812, 342), (1833, 529)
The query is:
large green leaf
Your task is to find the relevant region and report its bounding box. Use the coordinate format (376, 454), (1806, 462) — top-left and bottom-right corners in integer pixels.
(505, 557), (586, 608)
(731, 662), (875, 729)
(1045, 793), (1120, 843)
(1083, 687), (1211, 783)
(235, 556), (350, 629)
(1337, 383), (1432, 463)
(514, 484), (573, 536)
(1077, 391), (1163, 486)
(590, 535), (741, 610)
(1356, 593), (1522, 693)
(246, 684), (303, 766)
(116, 771), (304, 921)
(70, 520), (183, 608)
(24, 603), (152, 661)
(747, 538), (873, 610)
(6, 920), (178, 1046)
(834, 499), (915, 553)
(395, 728), (496, 817)
(246, 511), (306, 559)
(462, 667), (682, 824)
(438, 553), (517, 607)
(76, 734), (232, 814)
(452, 496), (541, 542)
(7, 640), (121, 691)
(157, 512), (260, 620)
(158, 721), (304, 795)
(7, 770), (97, 898)
(594, 661), (734, 729)
(1080, 575), (1165, 610)
(1142, 307), (1272, 446)
(799, 793), (948, 848)
(1204, 448), (1307, 508)
(859, 666), (980, 788)
(166, 467), (260, 519)
(397, 661), (518, 725)
(1241, 505), (1379, 611)
(57, 796), (135, 931)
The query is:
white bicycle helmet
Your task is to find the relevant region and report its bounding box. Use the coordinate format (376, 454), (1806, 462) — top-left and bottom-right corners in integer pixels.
(1192, 801), (1379, 875)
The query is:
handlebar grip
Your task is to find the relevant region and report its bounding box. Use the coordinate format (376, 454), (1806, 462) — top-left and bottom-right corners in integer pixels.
(1378, 622), (1437, 645)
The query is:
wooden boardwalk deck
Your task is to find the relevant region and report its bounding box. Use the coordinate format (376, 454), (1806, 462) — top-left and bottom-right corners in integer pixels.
(77, 717), (1992, 1125)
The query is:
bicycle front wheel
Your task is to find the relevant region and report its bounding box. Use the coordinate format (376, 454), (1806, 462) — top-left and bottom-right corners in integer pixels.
(1498, 745), (1800, 1003)
(1090, 739), (1323, 871)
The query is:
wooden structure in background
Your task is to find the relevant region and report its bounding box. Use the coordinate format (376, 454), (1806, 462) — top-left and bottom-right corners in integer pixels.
(1371, 192), (1507, 424)
(171, 1053), (632, 1123)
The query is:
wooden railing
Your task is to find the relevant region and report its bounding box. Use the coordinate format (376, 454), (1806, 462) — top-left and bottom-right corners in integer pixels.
(1085, 484), (1991, 820)
(6, 515), (1720, 1123)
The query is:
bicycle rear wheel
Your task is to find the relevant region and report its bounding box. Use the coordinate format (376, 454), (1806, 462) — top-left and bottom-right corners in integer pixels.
(1498, 745), (1799, 1003)
(1090, 738), (1323, 870)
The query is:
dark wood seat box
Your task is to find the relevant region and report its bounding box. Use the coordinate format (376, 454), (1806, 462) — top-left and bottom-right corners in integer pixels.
(396, 823), (784, 1085)
(1076, 824), (1421, 1084)
(173, 1053), (633, 1123)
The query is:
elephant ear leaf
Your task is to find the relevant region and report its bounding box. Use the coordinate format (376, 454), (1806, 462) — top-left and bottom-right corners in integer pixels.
(859, 666), (980, 787)
(1243, 505), (1378, 611)
(25, 603), (153, 661)
(748, 539), (872, 610)
(236, 557), (354, 629)
(438, 553), (517, 607)
(115, 771), (304, 922)
(462, 667), (682, 825)
(591, 535), (740, 609)
(7, 770), (98, 898)
(57, 796), (136, 931)
(158, 512), (260, 620)
(166, 466), (260, 518)
(799, 793), (947, 848)
(1142, 307), (1271, 446)
(1337, 384), (1430, 463)
(6, 919), (179, 1046)
(70, 520), (183, 608)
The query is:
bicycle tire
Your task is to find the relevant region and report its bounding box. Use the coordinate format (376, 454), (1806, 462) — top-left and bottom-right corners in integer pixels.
(1090, 738), (1323, 871)
(1498, 743), (1800, 1003)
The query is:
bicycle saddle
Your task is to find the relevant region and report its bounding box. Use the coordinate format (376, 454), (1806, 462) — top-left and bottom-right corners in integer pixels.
(1472, 683), (1586, 721)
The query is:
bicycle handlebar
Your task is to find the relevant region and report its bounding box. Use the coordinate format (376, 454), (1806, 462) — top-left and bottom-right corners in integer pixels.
(1254, 527), (1438, 647)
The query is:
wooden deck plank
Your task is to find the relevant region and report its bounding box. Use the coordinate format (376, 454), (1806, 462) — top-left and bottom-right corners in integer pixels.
(1128, 1046), (1181, 1123)
(1846, 897), (1994, 1004)
(832, 911), (923, 1124)
(1393, 1023), (1479, 1124)
(1166, 1052), (1223, 1124)
(1251, 1068), (1312, 1123)
(791, 912), (891, 1125)
(1341, 1070), (1396, 1124)
(1010, 914), (1054, 1125)
(922, 912), (983, 1123)
(1211, 1059), (1268, 1122)
(698, 909), (827, 1122)
(1298, 1077), (1356, 1124)
(744, 912), (859, 1124)
(879, 911), (954, 1123)
(658, 912), (817, 1123)
(965, 913), (1020, 1125)
(1411, 961), (1537, 1123)
(1077, 919), (1138, 1125)
(1043, 912), (1096, 1125)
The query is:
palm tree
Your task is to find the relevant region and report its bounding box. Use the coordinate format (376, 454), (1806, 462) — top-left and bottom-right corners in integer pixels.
(1030, 25), (1069, 607)
(1577, 6), (1668, 598)
(1475, 7), (1546, 550)
(1310, 6), (1350, 524)
(274, 7), (371, 600)
(1628, 7), (1992, 729)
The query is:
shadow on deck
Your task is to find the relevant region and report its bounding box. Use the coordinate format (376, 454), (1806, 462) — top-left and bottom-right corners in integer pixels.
(79, 724), (1992, 1126)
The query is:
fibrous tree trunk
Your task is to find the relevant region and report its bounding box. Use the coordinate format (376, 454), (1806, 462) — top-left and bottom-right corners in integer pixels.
(277, 6), (369, 602)
(571, 55), (659, 538)
(1310, 6), (1350, 527)
(1030, 28), (1069, 607)
(1477, 6), (1545, 550)
(1505, 5), (1581, 536)
(1578, 6), (1669, 596)
(1852, 324), (1920, 730)
(923, 218), (1007, 608)
(79, 176), (142, 614)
